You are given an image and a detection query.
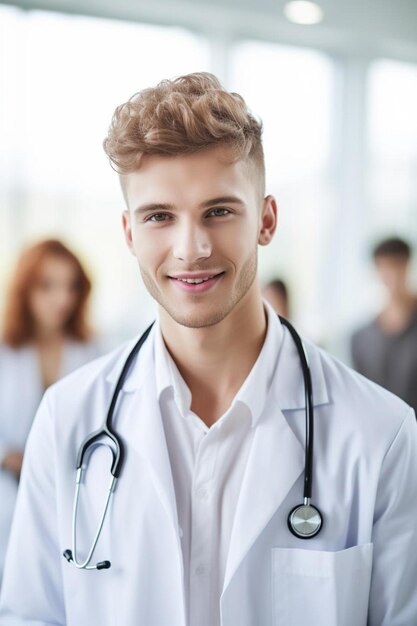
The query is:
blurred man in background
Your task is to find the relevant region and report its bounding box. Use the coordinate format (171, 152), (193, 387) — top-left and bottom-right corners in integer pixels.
(262, 278), (290, 318)
(351, 237), (417, 414)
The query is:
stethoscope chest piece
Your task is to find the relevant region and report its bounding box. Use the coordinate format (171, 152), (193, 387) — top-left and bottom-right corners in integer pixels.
(288, 501), (323, 539)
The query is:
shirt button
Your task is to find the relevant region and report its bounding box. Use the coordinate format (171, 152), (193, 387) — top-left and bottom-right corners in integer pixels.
(195, 487), (208, 500)
(195, 565), (206, 576)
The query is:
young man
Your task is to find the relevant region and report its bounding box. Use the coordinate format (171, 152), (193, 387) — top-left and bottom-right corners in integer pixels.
(351, 237), (417, 414)
(0, 73), (416, 626)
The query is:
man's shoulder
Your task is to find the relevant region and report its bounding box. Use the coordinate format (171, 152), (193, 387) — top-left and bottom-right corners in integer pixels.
(351, 318), (379, 345)
(47, 331), (151, 400)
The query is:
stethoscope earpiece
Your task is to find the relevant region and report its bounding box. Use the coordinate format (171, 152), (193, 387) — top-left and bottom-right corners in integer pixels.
(63, 548), (111, 570)
(63, 549), (73, 563)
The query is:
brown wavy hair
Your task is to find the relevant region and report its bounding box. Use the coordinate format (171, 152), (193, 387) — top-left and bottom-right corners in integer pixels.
(103, 72), (265, 195)
(2, 239), (93, 347)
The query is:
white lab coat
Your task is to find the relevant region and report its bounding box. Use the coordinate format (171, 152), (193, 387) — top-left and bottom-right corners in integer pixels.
(0, 321), (416, 626)
(0, 340), (101, 581)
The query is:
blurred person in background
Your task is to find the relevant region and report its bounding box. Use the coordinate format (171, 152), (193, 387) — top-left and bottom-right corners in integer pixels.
(0, 239), (101, 583)
(262, 278), (290, 318)
(351, 237), (417, 414)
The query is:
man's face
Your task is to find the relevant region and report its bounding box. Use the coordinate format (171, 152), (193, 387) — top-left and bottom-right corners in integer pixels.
(122, 146), (276, 329)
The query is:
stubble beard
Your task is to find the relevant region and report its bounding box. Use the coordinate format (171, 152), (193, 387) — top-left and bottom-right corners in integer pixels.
(139, 249), (258, 329)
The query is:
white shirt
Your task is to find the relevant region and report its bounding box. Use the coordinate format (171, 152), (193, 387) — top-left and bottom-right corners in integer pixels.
(154, 302), (284, 626)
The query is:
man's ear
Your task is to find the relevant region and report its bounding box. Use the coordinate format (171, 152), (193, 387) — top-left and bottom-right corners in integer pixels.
(122, 210), (136, 256)
(258, 195), (278, 246)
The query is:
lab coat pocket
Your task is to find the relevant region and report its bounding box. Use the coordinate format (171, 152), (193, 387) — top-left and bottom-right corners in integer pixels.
(272, 543), (373, 626)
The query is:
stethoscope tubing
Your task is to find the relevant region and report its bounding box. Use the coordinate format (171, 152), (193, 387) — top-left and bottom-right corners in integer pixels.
(75, 323), (154, 479)
(278, 316), (314, 502)
(70, 469), (117, 569)
(64, 315), (320, 569)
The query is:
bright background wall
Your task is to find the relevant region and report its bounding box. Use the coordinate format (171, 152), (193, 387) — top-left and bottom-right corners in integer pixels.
(0, 0), (416, 358)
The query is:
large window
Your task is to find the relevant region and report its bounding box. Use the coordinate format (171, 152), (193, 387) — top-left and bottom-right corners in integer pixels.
(0, 6), (210, 340)
(1, 5), (416, 353)
(340, 59), (417, 336)
(230, 42), (336, 339)
(367, 59), (417, 237)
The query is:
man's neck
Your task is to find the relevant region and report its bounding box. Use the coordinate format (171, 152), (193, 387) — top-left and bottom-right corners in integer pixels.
(159, 289), (267, 427)
(378, 292), (417, 334)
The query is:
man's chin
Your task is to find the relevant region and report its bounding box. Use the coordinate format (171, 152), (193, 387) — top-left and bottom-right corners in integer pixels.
(162, 304), (230, 329)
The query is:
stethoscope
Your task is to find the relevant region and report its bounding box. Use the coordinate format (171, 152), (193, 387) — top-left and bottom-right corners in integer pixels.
(63, 316), (323, 571)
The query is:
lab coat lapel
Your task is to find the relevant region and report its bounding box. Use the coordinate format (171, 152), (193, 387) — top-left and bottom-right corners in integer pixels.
(223, 325), (329, 593)
(109, 334), (179, 536)
(223, 402), (304, 591)
(126, 377), (179, 533)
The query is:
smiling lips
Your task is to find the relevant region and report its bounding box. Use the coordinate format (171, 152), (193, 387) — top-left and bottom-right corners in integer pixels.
(169, 272), (224, 293)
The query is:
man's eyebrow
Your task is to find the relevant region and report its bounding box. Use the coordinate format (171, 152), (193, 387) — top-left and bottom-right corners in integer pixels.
(133, 203), (175, 215)
(133, 196), (245, 216)
(199, 195), (246, 209)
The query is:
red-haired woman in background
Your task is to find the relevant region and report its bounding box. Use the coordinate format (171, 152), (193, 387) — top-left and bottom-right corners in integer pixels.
(0, 239), (101, 582)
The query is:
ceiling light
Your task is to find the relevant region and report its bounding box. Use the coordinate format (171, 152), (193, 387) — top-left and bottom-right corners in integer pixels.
(283, 1), (324, 25)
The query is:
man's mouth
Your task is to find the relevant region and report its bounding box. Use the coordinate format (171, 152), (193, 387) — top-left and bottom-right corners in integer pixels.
(174, 275), (217, 284)
(168, 272), (224, 292)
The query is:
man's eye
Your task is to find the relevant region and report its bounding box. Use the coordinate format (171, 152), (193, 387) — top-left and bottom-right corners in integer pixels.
(208, 208), (230, 217)
(147, 213), (170, 222)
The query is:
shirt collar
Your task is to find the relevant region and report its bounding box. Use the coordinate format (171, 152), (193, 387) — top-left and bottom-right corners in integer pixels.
(154, 323), (191, 415)
(106, 304), (330, 412)
(154, 300), (284, 427)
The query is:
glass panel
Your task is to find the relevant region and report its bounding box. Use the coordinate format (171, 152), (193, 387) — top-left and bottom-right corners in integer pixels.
(367, 59), (417, 236)
(230, 41), (336, 337)
(0, 6), (210, 339)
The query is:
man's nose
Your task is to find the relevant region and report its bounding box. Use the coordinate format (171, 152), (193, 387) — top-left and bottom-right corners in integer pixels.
(172, 222), (212, 263)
